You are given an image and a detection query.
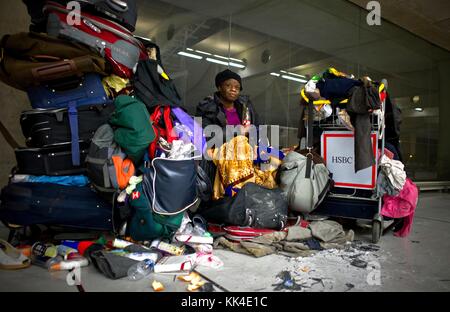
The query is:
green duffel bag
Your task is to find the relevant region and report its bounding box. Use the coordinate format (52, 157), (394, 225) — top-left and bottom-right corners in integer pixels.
(0, 32), (110, 90)
(128, 182), (184, 241)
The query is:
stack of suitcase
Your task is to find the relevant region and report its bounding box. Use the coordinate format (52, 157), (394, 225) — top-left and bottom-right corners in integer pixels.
(0, 0), (144, 233)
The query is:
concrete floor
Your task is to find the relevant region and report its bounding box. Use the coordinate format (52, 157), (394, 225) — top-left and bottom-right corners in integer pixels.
(0, 192), (449, 292)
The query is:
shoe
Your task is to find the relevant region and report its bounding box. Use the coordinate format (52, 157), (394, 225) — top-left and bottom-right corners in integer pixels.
(0, 239), (31, 270)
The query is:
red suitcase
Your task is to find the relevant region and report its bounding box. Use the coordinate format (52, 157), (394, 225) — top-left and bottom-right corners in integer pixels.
(44, 1), (147, 78)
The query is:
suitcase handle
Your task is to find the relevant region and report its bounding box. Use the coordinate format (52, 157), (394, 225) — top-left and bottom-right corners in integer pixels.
(31, 59), (79, 82)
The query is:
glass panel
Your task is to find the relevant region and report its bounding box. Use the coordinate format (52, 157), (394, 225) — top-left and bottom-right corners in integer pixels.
(136, 0), (450, 181)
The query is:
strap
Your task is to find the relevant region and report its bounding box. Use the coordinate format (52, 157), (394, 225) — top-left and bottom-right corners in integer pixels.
(305, 100), (314, 179)
(0, 118), (19, 149)
(307, 99), (314, 149)
(163, 106), (176, 143)
(68, 102), (80, 166)
(151, 105), (162, 123)
(305, 157), (312, 179)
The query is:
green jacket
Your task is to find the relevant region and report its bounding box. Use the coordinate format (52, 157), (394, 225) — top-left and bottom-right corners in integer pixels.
(109, 95), (155, 164)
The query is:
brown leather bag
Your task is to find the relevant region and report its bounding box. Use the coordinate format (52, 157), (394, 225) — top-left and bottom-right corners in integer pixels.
(0, 32), (110, 90)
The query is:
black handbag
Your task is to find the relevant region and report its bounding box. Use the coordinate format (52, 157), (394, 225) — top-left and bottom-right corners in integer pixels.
(196, 162), (213, 203)
(142, 157), (199, 216)
(199, 183), (288, 230)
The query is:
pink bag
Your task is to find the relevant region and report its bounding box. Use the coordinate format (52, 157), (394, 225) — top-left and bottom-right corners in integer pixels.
(382, 178), (419, 237)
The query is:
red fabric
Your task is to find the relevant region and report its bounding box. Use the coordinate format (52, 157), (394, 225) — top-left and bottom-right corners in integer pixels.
(382, 178), (419, 237)
(378, 148), (394, 161)
(380, 91), (387, 103)
(77, 241), (94, 256)
(149, 106), (178, 159)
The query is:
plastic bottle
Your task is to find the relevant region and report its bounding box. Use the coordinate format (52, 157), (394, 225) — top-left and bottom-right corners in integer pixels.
(127, 259), (155, 281)
(48, 257), (89, 272)
(242, 103), (251, 127)
(56, 245), (78, 258)
(151, 240), (184, 256)
(31, 242), (58, 258)
(112, 238), (134, 249)
(31, 255), (63, 269)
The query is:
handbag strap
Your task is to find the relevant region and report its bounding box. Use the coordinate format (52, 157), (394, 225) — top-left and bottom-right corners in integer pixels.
(305, 100), (314, 179)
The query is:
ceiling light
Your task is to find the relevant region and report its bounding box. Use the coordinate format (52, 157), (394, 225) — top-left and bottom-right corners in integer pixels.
(205, 58), (246, 69)
(177, 51), (203, 60)
(183, 49), (246, 68)
(195, 50), (212, 56)
(213, 55), (230, 61)
(270, 72), (280, 77)
(206, 57), (229, 66)
(287, 72), (307, 78)
(414, 107), (424, 112)
(229, 62), (246, 69)
(281, 75), (308, 83)
(229, 57), (244, 63)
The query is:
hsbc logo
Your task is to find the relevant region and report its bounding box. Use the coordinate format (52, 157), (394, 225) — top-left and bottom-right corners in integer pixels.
(332, 156), (353, 164)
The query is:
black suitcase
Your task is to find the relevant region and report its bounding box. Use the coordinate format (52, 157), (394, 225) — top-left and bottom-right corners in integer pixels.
(20, 103), (114, 148)
(15, 143), (89, 176)
(0, 182), (113, 231)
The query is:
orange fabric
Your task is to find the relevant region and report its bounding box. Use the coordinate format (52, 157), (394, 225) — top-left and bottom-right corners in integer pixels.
(112, 156), (136, 190)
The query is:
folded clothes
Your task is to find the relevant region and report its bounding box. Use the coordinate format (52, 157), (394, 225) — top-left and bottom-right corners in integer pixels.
(215, 220), (355, 258)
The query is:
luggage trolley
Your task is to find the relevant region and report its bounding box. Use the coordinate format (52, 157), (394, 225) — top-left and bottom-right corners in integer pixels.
(301, 79), (393, 243)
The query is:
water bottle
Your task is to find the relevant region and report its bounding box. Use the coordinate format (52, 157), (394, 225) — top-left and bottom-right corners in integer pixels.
(242, 103), (251, 127)
(127, 259), (155, 281)
(151, 239), (184, 256)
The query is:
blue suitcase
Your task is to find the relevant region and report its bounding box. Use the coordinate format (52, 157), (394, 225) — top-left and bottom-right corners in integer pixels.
(27, 73), (108, 109)
(26, 73), (112, 166)
(0, 182), (114, 231)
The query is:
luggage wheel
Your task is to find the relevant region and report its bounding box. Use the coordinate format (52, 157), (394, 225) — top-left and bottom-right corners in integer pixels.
(372, 214), (383, 244)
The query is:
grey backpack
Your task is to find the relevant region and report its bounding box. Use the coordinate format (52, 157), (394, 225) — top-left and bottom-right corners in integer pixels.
(280, 151), (331, 214)
(86, 124), (135, 200)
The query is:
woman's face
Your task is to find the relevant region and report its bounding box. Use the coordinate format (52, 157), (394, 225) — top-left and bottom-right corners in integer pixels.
(219, 79), (241, 102)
